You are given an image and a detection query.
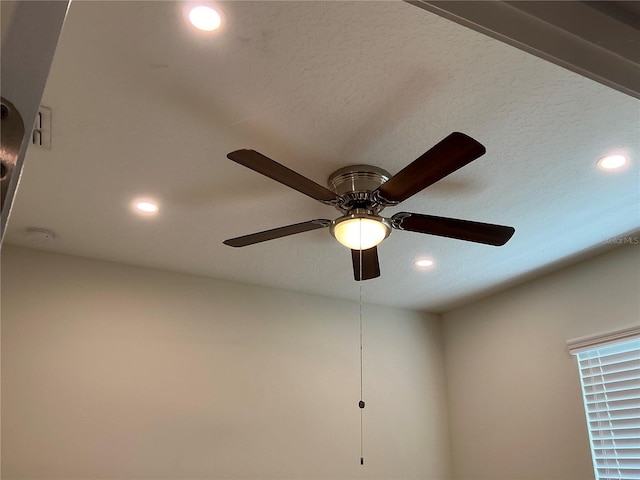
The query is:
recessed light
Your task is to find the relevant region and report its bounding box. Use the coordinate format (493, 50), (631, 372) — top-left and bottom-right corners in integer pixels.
(415, 258), (434, 268)
(188, 5), (222, 31)
(597, 154), (628, 171)
(133, 200), (159, 214)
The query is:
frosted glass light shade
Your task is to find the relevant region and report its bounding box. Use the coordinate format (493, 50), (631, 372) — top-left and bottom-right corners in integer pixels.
(332, 216), (390, 250)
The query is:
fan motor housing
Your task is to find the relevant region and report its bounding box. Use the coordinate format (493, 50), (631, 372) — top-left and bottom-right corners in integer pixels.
(328, 165), (391, 213)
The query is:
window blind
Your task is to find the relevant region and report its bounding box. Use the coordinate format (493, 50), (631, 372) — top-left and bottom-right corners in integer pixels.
(571, 335), (640, 480)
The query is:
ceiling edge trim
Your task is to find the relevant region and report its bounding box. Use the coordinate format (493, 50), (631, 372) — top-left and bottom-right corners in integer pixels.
(407, 0), (640, 100)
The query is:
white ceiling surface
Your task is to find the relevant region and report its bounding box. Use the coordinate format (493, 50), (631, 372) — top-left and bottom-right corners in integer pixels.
(5, 1), (639, 312)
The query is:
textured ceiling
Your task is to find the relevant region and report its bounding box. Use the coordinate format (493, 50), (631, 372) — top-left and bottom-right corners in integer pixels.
(4, 1), (639, 311)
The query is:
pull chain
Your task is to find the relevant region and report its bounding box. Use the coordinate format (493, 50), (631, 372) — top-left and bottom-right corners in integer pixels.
(358, 224), (365, 466)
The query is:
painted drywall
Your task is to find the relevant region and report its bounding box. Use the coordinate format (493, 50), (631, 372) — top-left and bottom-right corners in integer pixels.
(442, 245), (640, 479)
(1, 245), (451, 479)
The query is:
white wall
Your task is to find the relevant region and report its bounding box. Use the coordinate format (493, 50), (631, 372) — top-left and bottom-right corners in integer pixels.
(442, 245), (640, 480)
(1, 245), (451, 479)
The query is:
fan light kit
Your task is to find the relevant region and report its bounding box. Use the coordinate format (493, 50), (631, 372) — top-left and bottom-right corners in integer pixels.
(223, 132), (515, 281)
(597, 154), (627, 171)
(331, 214), (391, 250)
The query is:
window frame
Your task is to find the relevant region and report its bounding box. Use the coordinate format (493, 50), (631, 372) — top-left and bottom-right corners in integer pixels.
(567, 326), (640, 480)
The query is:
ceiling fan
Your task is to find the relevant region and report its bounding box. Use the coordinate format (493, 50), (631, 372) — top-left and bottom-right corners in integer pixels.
(224, 132), (515, 281)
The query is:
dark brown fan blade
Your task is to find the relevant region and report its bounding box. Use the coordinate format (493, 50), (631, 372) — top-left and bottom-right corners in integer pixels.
(374, 132), (486, 204)
(351, 246), (381, 281)
(224, 219), (331, 247)
(392, 212), (515, 246)
(227, 150), (341, 205)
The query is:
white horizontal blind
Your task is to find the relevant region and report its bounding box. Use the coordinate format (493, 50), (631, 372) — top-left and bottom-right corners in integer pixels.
(574, 337), (640, 480)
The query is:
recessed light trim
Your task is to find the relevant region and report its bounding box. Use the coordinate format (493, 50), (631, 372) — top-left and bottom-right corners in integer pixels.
(188, 5), (222, 31)
(597, 154), (628, 171)
(133, 199), (159, 215)
(415, 258), (434, 268)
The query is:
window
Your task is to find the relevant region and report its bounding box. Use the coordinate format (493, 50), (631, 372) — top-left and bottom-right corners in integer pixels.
(568, 328), (640, 480)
